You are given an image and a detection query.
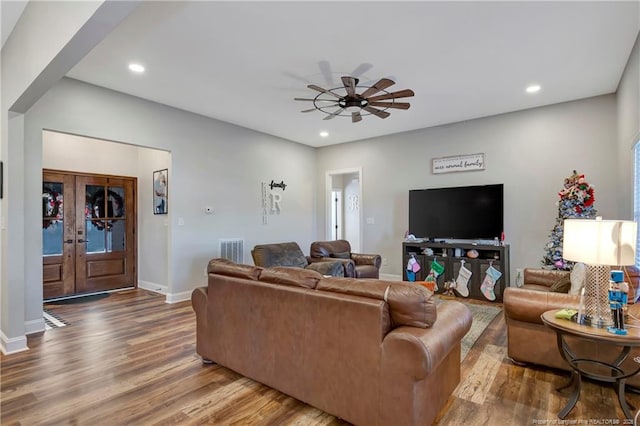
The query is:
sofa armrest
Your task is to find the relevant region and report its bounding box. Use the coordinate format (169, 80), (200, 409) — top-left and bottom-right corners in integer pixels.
(503, 287), (580, 325)
(351, 253), (382, 268)
(381, 301), (472, 380)
(523, 268), (569, 289)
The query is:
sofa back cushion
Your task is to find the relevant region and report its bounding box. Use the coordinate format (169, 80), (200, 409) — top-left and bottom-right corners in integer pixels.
(207, 258), (262, 280)
(523, 268), (569, 288)
(310, 240), (352, 258)
(317, 278), (436, 328)
(259, 267), (323, 289)
(251, 242), (309, 268)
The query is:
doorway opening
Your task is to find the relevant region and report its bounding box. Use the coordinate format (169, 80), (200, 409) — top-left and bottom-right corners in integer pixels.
(326, 168), (362, 252)
(43, 170), (137, 299)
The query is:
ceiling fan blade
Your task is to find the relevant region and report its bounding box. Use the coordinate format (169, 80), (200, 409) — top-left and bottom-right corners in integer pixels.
(341, 76), (358, 97)
(350, 63), (373, 78)
(352, 111), (362, 123)
(308, 84), (341, 98)
(318, 60), (335, 86)
(368, 101), (411, 110)
(323, 109), (344, 120)
(360, 78), (395, 98)
(301, 108), (318, 113)
(363, 106), (391, 119)
(294, 97), (338, 102)
(367, 89), (415, 102)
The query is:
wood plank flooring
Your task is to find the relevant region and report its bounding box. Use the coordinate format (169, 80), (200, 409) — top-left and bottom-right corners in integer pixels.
(1, 289), (638, 425)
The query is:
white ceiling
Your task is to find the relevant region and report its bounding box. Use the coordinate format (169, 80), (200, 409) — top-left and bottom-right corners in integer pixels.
(65, 1), (639, 148)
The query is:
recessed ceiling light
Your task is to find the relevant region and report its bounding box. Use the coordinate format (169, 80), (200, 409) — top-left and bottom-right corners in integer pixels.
(320, 131), (329, 137)
(128, 63), (145, 73)
(526, 84), (541, 94)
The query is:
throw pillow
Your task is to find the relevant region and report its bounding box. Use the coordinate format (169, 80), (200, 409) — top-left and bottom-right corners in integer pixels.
(330, 251), (351, 259)
(569, 262), (586, 295)
(549, 275), (571, 293)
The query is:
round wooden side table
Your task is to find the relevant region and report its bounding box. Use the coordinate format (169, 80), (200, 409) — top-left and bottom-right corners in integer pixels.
(541, 309), (640, 419)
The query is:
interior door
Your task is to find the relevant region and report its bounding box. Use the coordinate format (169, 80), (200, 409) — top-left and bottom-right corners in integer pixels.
(43, 170), (137, 299)
(42, 172), (76, 299)
(76, 175), (136, 294)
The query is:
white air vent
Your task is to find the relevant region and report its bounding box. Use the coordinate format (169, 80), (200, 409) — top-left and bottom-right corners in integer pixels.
(219, 239), (244, 264)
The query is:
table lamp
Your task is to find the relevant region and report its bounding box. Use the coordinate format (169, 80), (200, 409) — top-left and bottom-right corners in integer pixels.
(562, 218), (637, 328)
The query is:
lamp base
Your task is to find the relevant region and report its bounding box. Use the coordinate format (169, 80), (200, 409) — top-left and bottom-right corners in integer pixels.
(583, 264), (613, 328)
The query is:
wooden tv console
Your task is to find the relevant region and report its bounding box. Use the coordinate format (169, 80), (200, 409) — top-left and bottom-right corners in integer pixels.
(402, 241), (510, 302)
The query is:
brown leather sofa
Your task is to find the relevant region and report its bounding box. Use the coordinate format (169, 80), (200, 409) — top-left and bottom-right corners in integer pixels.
(504, 267), (640, 387)
(309, 239), (382, 278)
(192, 259), (472, 426)
(251, 241), (344, 276)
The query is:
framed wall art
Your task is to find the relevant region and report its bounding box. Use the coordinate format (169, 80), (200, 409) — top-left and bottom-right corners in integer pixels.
(432, 153), (485, 174)
(153, 169), (168, 214)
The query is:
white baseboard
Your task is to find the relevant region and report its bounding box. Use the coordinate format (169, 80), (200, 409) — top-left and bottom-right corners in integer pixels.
(165, 290), (192, 304)
(380, 273), (402, 281)
(0, 330), (28, 355)
(138, 280), (167, 295)
(139, 280), (192, 303)
(25, 318), (45, 335)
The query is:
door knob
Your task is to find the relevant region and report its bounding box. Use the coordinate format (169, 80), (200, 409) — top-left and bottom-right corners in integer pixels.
(64, 239), (74, 244)
(77, 239), (89, 243)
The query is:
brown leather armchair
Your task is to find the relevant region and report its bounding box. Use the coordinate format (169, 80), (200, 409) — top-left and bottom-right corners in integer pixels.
(309, 239), (381, 278)
(251, 241), (344, 277)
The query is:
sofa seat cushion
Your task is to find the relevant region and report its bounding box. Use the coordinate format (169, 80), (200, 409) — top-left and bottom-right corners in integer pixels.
(521, 284), (553, 292)
(259, 267), (323, 289)
(317, 278), (436, 328)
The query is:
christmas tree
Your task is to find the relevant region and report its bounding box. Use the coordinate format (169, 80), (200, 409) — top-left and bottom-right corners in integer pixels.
(542, 170), (597, 270)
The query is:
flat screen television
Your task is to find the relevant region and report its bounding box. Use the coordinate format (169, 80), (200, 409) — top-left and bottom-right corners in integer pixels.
(409, 184), (503, 240)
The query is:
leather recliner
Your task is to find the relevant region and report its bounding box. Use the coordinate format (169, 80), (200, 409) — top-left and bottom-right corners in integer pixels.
(309, 239), (381, 278)
(251, 241), (344, 277)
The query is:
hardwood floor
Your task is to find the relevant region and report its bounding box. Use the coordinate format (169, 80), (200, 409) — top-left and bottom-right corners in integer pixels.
(1, 289), (638, 425)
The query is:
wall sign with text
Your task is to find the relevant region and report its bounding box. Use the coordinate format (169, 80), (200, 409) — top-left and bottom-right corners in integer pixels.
(432, 153), (485, 174)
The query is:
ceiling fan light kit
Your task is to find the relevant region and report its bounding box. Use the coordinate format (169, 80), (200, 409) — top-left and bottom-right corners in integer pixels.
(296, 76), (415, 123)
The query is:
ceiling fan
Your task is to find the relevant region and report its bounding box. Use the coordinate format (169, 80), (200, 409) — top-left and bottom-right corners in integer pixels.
(295, 76), (415, 123)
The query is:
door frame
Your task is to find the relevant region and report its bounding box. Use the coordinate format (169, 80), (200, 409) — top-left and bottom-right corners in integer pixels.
(325, 167), (363, 251)
(43, 169), (138, 299)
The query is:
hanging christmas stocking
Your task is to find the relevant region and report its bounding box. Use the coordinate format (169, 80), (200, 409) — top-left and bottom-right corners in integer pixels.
(406, 257), (420, 282)
(480, 265), (502, 301)
(455, 261), (472, 297)
(424, 259), (445, 292)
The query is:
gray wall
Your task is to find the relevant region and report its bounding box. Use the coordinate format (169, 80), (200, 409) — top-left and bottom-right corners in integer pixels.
(43, 130), (171, 291)
(316, 95), (620, 282)
(25, 77), (317, 308)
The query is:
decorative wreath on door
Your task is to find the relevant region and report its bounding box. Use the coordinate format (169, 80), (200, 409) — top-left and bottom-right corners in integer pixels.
(42, 187), (63, 229)
(88, 189), (124, 231)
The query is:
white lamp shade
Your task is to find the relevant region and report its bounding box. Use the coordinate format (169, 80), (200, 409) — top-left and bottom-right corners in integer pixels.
(563, 219), (637, 266)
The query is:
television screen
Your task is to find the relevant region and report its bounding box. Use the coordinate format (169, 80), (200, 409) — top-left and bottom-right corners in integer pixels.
(409, 184), (503, 240)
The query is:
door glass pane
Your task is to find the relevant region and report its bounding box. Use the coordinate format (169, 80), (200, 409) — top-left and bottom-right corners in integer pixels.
(86, 185), (105, 219)
(43, 220), (63, 255)
(108, 186), (125, 218)
(107, 220), (126, 252)
(43, 181), (64, 256)
(86, 220), (106, 253)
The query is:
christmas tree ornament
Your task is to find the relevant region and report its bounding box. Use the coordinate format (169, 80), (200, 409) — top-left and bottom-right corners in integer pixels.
(542, 170), (597, 270)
